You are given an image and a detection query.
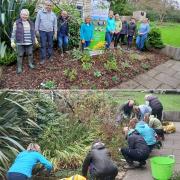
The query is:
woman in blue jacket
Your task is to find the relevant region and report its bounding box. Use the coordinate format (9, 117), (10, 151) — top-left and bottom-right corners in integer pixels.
(105, 11), (115, 49)
(136, 18), (150, 51)
(80, 16), (94, 51)
(7, 143), (53, 180)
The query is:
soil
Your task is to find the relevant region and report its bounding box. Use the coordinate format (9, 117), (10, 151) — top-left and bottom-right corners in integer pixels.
(0, 47), (169, 89)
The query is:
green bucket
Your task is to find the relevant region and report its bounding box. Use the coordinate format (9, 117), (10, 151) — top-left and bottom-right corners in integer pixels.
(150, 156), (175, 180)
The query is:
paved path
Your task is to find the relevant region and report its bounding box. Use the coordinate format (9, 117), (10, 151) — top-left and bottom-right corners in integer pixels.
(116, 60), (180, 89)
(123, 122), (180, 180)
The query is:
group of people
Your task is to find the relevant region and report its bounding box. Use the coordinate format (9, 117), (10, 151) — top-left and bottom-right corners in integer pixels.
(118, 94), (164, 169)
(7, 93), (165, 180)
(10, 0), (150, 74)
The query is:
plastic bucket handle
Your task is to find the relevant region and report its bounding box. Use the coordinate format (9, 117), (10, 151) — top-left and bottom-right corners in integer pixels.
(168, 155), (175, 159)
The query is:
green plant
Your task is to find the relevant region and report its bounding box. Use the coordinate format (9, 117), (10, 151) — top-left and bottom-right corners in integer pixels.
(64, 68), (77, 82)
(0, 50), (17, 65)
(53, 3), (82, 49)
(94, 70), (102, 78)
(112, 76), (119, 82)
(40, 80), (57, 89)
(82, 62), (92, 71)
(104, 60), (118, 71)
(141, 63), (150, 70)
(81, 52), (91, 63)
(71, 48), (83, 61)
(121, 61), (131, 68)
(0, 42), (7, 58)
(104, 52), (118, 71)
(147, 28), (165, 49)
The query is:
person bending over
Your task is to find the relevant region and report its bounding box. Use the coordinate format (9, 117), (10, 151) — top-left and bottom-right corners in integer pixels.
(7, 143), (53, 180)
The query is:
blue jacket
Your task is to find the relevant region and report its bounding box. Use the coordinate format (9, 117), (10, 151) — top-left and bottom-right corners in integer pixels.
(8, 151), (53, 178)
(138, 23), (150, 37)
(106, 17), (115, 32)
(135, 121), (156, 145)
(138, 104), (152, 121)
(80, 23), (94, 41)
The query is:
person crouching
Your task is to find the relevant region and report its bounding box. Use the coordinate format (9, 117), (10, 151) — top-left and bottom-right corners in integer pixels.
(121, 128), (150, 169)
(82, 140), (118, 180)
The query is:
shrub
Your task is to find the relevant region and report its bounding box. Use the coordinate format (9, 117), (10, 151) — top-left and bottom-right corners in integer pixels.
(82, 62), (92, 71)
(147, 28), (165, 49)
(53, 4), (82, 49)
(64, 68), (78, 82)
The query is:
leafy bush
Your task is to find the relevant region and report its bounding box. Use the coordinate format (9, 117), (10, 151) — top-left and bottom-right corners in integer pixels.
(39, 115), (96, 170)
(82, 62), (92, 71)
(147, 28), (165, 49)
(0, 50), (17, 65)
(53, 3), (82, 49)
(94, 70), (102, 78)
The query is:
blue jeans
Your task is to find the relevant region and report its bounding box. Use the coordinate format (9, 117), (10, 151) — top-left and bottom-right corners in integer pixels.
(7, 172), (28, 180)
(39, 30), (54, 61)
(136, 35), (147, 50)
(58, 34), (68, 49)
(82, 41), (90, 50)
(105, 32), (113, 48)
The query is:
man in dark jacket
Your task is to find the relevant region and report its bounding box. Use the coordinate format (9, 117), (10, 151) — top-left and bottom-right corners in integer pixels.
(57, 10), (69, 57)
(145, 94), (163, 121)
(121, 129), (150, 169)
(127, 18), (136, 50)
(82, 141), (118, 180)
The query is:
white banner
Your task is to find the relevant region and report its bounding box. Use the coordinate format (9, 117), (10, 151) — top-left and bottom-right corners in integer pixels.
(91, 0), (110, 21)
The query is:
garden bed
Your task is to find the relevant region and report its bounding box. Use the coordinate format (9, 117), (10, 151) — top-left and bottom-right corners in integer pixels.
(0, 48), (169, 89)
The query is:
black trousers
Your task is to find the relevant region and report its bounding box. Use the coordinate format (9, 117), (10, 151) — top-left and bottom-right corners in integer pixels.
(152, 108), (163, 121)
(113, 33), (120, 47)
(121, 148), (149, 164)
(119, 34), (126, 44)
(7, 172), (28, 180)
(154, 128), (165, 140)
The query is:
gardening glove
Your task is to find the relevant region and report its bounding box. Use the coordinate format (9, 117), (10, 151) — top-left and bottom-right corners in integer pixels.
(35, 38), (40, 48)
(11, 41), (16, 50)
(54, 32), (57, 40)
(36, 31), (40, 37)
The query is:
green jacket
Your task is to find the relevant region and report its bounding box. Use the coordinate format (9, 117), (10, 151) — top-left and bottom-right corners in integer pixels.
(115, 20), (122, 32)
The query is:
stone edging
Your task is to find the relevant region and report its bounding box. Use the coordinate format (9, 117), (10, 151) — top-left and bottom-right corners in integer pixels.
(161, 45), (180, 60)
(163, 111), (180, 122)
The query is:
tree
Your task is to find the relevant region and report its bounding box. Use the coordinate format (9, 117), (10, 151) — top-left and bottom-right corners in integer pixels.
(132, 0), (180, 23)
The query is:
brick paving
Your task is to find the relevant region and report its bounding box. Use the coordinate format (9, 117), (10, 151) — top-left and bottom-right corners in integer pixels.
(116, 60), (180, 89)
(123, 122), (180, 180)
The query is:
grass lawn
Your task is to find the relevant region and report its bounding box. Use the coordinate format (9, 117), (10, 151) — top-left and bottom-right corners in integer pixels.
(151, 22), (180, 47)
(106, 91), (180, 111)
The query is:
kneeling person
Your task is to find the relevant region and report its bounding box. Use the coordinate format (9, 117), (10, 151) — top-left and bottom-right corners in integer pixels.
(121, 129), (150, 169)
(82, 140), (118, 180)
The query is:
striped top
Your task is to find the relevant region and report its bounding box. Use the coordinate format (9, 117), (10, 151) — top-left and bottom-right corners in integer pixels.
(11, 21), (32, 45)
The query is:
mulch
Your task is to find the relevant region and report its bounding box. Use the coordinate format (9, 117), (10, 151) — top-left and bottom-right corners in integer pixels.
(0, 47), (169, 89)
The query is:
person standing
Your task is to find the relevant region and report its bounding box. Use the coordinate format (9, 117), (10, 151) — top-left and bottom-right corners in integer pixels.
(105, 11), (115, 49)
(127, 18), (136, 50)
(119, 17), (128, 46)
(80, 16), (94, 51)
(136, 18), (150, 51)
(145, 94), (163, 121)
(35, 0), (57, 64)
(57, 10), (69, 57)
(7, 143), (53, 180)
(82, 140), (118, 180)
(113, 14), (122, 48)
(11, 9), (38, 74)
